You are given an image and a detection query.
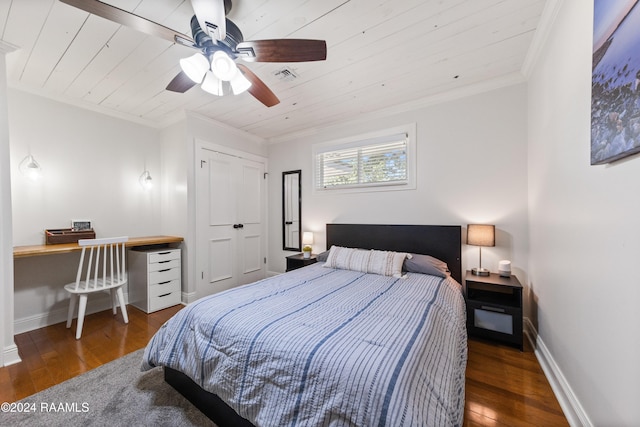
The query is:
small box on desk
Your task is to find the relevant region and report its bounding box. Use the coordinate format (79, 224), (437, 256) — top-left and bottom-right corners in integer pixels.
(45, 228), (96, 244)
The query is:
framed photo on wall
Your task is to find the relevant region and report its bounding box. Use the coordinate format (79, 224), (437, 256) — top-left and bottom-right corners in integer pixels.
(591, 1), (640, 165)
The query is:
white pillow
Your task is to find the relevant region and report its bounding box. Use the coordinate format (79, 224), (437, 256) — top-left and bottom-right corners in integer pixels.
(323, 246), (409, 278)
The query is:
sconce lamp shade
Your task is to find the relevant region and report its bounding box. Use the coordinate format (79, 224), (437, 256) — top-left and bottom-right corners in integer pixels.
(139, 170), (153, 190)
(19, 154), (42, 181)
(302, 232), (314, 245)
(467, 224), (495, 247)
(467, 224), (495, 276)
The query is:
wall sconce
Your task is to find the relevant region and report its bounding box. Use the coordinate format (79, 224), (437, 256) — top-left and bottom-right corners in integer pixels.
(467, 224), (495, 276)
(302, 231), (314, 258)
(139, 170), (153, 190)
(19, 154), (42, 181)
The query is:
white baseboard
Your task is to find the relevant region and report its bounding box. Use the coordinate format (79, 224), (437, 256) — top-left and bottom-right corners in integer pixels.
(2, 343), (21, 366)
(181, 291), (198, 304)
(14, 292), (129, 335)
(524, 318), (593, 427)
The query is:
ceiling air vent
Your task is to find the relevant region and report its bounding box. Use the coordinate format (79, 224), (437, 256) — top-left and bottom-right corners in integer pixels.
(274, 67), (298, 81)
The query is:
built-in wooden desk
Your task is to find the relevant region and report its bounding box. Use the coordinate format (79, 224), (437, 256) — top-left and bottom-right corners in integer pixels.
(13, 235), (183, 258)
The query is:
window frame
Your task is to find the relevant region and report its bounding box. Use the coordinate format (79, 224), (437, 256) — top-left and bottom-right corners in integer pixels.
(312, 123), (417, 194)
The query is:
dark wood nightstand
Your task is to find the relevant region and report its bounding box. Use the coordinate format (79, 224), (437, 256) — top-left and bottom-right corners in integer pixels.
(286, 253), (318, 272)
(465, 271), (523, 350)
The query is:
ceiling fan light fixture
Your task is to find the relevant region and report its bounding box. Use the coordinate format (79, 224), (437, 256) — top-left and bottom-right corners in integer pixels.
(211, 51), (238, 81)
(230, 71), (252, 95)
(180, 53), (209, 83)
(201, 70), (224, 96)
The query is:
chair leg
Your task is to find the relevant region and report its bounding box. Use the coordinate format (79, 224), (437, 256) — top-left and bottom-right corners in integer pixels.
(111, 289), (117, 315)
(66, 293), (77, 329)
(116, 287), (129, 324)
(76, 294), (88, 340)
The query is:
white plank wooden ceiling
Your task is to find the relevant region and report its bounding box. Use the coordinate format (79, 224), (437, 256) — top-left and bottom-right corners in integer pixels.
(0, 0), (546, 140)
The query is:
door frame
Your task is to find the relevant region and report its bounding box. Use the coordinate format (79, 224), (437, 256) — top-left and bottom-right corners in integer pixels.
(192, 139), (268, 300)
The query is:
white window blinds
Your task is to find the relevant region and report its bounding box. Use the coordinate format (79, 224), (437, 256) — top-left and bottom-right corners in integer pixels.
(315, 133), (408, 190)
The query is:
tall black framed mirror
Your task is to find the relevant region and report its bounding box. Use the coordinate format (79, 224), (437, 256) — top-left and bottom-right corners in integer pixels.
(283, 170), (301, 251)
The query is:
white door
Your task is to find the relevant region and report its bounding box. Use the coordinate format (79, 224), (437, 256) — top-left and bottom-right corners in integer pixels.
(196, 147), (266, 298)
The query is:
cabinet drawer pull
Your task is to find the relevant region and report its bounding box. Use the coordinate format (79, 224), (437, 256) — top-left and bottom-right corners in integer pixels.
(158, 293), (171, 298)
(159, 260), (171, 263)
(480, 306), (506, 313)
(158, 268), (171, 273)
(158, 251), (171, 255)
(158, 280), (172, 285)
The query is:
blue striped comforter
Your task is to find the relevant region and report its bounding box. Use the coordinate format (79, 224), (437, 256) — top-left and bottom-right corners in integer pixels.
(143, 264), (467, 426)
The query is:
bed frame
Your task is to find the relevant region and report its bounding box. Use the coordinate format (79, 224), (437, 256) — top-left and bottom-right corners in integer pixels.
(164, 224), (462, 426)
(325, 224), (461, 283)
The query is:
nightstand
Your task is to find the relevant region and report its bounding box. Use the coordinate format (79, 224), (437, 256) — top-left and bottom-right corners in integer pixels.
(465, 271), (523, 350)
(286, 253), (317, 272)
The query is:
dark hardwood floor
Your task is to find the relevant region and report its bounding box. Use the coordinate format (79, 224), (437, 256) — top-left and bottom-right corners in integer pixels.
(0, 305), (568, 426)
(464, 338), (569, 426)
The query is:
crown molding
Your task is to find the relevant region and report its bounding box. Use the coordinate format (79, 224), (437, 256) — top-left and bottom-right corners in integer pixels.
(0, 40), (18, 55)
(7, 81), (183, 129)
(522, 0), (565, 78)
(268, 72), (526, 145)
(185, 110), (266, 144)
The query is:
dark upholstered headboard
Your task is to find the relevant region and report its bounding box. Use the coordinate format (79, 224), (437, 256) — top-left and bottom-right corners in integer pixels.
(325, 224), (462, 283)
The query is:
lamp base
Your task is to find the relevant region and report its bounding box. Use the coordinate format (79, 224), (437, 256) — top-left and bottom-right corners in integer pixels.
(471, 267), (490, 276)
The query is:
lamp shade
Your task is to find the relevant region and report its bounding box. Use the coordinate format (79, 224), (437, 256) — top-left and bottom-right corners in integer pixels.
(211, 51), (238, 81)
(19, 154), (42, 181)
(139, 170), (153, 190)
(179, 53), (209, 84)
(230, 70), (252, 95)
(467, 224), (495, 247)
(302, 232), (314, 245)
(201, 70), (223, 96)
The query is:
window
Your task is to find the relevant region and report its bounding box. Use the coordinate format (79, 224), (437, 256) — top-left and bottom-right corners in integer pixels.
(313, 125), (415, 193)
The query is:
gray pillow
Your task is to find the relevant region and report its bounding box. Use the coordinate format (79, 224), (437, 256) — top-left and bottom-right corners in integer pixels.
(403, 254), (449, 278)
(316, 250), (330, 262)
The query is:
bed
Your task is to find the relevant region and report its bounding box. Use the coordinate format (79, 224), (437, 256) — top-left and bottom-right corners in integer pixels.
(142, 224), (467, 426)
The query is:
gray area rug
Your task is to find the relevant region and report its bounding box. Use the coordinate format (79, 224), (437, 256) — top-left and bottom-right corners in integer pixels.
(1, 349), (216, 426)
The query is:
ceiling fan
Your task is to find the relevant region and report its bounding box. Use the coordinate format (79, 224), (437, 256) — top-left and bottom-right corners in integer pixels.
(59, 0), (327, 107)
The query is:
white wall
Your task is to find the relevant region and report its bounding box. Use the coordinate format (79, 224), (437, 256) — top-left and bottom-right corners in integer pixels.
(267, 83), (530, 310)
(9, 90), (163, 244)
(6, 93), (268, 333)
(9, 90), (163, 332)
(159, 121), (189, 303)
(527, 0), (640, 425)
(1, 42), (20, 366)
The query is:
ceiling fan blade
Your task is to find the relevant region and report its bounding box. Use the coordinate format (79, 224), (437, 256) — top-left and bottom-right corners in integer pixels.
(59, 0), (194, 45)
(166, 71), (197, 93)
(236, 39), (327, 63)
(191, 0), (226, 41)
(237, 64), (280, 107)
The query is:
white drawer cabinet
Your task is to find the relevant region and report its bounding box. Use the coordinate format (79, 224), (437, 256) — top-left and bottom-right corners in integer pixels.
(128, 247), (182, 313)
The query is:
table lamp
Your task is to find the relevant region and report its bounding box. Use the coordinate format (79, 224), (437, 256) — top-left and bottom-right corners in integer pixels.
(467, 224), (495, 276)
(302, 232), (314, 258)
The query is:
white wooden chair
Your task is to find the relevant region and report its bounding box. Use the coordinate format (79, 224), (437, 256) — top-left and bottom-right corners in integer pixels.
(65, 237), (129, 339)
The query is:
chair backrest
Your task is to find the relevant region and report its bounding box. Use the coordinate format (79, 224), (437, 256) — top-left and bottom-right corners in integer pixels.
(72, 237), (129, 291)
